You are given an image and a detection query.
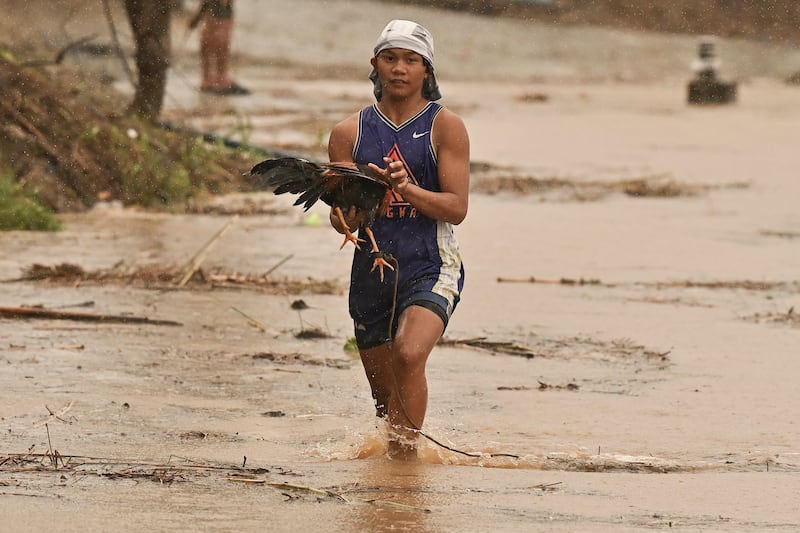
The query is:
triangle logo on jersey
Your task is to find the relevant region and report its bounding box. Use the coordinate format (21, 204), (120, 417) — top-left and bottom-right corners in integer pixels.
(385, 143), (417, 205)
(380, 143), (418, 220)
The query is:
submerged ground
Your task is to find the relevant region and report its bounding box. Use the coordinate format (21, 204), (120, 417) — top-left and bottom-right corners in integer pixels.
(2, 1), (800, 531)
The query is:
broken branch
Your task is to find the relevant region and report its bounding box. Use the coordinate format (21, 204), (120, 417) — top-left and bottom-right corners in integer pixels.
(0, 306), (182, 326)
(263, 254), (294, 278)
(439, 336), (539, 358)
(178, 215), (238, 288)
(230, 305), (268, 332)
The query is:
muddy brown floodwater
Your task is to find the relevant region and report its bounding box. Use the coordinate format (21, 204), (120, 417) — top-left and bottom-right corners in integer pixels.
(3, 1), (800, 531)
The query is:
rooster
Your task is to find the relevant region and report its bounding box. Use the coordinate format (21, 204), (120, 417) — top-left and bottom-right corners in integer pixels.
(247, 157), (395, 280)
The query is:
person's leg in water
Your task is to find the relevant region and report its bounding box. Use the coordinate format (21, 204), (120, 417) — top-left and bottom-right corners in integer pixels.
(359, 304), (444, 460)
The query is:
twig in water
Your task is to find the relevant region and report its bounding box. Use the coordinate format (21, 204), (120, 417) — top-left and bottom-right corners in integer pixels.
(267, 482), (350, 503)
(35, 401), (75, 427)
(52, 301), (95, 309)
(245, 480), (431, 512)
(366, 499), (432, 513)
(439, 336), (539, 358)
(263, 254), (294, 278)
(45, 424), (63, 469)
(228, 476), (266, 484)
(497, 276), (602, 285)
(0, 306), (181, 326)
(532, 481), (562, 491)
(230, 306), (267, 332)
(178, 215), (238, 287)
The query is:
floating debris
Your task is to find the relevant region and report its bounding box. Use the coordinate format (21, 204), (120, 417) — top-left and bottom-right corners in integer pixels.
(6, 262), (342, 295)
(439, 336), (540, 358)
(470, 170), (747, 202)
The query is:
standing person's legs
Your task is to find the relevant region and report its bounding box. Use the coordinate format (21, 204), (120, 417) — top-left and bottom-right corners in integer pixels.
(199, 18), (215, 89)
(214, 17), (233, 88)
(200, 17), (232, 90)
(387, 304), (443, 458)
(359, 344), (393, 419)
(358, 304), (445, 459)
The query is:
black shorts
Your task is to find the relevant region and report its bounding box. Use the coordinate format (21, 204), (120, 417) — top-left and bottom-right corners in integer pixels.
(353, 291), (454, 350)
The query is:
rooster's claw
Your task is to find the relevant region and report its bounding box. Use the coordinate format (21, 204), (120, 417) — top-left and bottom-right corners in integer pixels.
(369, 251), (395, 282)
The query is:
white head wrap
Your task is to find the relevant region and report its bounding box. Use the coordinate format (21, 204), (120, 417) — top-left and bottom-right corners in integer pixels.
(369, 19), (442, 101)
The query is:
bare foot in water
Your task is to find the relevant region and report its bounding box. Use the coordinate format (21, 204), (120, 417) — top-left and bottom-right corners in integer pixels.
(387, 438), (418, 461)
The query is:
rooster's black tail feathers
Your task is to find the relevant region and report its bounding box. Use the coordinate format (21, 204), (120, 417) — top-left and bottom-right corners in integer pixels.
(247, 157), (326, 210)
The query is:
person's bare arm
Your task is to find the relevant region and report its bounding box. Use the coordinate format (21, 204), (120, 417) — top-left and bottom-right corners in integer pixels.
(381, 109), (470, 224)
(327, 113), (364, 233)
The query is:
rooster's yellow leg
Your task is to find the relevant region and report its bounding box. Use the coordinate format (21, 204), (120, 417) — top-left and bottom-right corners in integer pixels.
(334, 207), (365, 250)
(365, 227), (395, 282)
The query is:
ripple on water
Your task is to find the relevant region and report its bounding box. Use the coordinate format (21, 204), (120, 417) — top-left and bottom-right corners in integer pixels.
(306, 425), (800, 473)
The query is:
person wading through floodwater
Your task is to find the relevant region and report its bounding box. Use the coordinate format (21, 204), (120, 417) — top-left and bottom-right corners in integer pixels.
(327, 19), (470, 460)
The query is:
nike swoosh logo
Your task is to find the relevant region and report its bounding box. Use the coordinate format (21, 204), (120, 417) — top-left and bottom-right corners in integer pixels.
(412, 131), (430, 139)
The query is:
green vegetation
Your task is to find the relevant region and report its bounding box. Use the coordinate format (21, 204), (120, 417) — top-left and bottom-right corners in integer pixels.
(0, 170), (61, 231)
(0, 54), (260, 223)
(343, 336), (360, 356)
(78, 118), (250, 209)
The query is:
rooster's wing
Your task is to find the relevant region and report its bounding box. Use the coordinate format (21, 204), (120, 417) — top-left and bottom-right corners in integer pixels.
(247, 158), (389, 213)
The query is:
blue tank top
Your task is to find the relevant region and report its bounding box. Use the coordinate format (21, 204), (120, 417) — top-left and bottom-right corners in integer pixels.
(349, 102), (464, 324)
